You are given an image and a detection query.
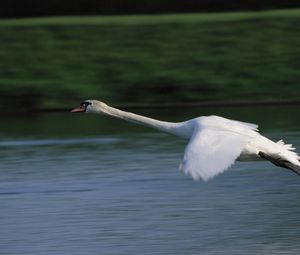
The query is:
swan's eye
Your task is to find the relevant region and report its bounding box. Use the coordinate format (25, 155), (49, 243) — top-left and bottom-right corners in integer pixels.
(80, 102), (92, 111)
(80, 102), (90, 107)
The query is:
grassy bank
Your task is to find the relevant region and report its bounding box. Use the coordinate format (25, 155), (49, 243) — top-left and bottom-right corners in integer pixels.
(0, 9), (300, 111)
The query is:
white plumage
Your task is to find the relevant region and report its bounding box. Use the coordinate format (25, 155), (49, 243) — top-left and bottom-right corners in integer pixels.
(71, 100), (300, 181)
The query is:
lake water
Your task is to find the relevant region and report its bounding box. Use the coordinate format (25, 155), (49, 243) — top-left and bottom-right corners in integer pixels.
(1, 105), (300, 255)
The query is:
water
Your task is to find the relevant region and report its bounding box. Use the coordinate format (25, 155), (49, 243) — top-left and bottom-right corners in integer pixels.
(1, 105), (300, 255)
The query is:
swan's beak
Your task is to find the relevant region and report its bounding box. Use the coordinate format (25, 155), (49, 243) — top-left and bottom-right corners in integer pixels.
(70, 106), (85, 113)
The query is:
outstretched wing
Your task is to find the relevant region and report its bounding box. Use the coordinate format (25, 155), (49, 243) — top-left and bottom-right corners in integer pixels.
(180, 128), (250, 181)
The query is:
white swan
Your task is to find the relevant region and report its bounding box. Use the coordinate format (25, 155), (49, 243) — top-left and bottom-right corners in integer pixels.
(71, 100), (300, 181)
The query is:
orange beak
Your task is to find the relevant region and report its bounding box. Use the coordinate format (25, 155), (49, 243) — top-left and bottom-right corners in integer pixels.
(70, 105), (85, 113)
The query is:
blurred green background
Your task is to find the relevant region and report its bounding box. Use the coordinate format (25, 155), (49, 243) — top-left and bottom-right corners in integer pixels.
(0, 8), (300, 112)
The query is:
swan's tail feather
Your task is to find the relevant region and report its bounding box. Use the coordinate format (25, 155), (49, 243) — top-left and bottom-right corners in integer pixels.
(258, 151), (300, 176)
(277, 139), (296, 151)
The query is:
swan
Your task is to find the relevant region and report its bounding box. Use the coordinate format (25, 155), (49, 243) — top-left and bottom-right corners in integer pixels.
(71, 100), (300, 181)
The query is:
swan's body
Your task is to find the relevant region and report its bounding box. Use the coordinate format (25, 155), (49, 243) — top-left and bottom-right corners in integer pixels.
(71, 100), (300, 181)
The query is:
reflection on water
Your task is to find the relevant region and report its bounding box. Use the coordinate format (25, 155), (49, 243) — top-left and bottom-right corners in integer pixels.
(1, 105), (300, 254)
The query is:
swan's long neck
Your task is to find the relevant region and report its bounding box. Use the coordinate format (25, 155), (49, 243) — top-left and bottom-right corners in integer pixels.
(99, 104), (190, 138)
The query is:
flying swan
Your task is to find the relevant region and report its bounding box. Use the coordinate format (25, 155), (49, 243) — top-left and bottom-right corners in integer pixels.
(71, 100), (300, 181)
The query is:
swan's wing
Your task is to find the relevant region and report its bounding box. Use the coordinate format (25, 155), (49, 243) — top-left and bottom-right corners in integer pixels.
(206, 115), (259, 132)
(180, 128), (250, 181)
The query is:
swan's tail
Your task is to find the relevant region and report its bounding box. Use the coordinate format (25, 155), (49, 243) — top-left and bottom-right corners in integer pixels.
(258, 151), (300, 176)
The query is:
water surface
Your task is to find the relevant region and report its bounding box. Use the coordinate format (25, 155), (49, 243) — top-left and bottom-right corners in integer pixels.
(1, 105), (300, 254)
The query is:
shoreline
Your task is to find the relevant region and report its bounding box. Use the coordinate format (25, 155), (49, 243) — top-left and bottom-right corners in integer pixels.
(28, 99), (300, 114)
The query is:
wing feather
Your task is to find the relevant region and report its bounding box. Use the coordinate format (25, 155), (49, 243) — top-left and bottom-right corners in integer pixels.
(180, 128), (250, 181)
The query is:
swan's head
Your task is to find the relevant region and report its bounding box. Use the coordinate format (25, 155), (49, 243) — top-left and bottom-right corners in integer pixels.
(71, 100), (108, 114)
